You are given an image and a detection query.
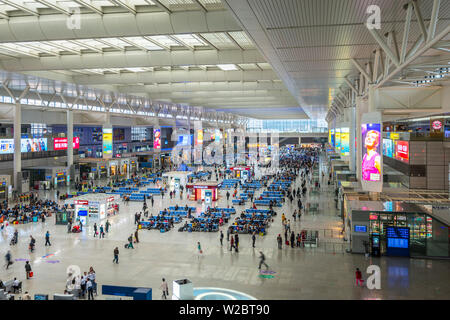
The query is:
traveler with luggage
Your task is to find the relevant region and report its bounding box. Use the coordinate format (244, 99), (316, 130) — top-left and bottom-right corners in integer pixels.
(25, 261), (32, 279)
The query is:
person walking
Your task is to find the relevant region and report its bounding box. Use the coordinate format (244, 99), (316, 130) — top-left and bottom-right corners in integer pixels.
(292, 210), (297, 222)
(105, 220), (111, 233)
(219, 230), (224, 246)
(258, 251), (269, 271)
(25, 261), (32, 279)
(355, 268), (364, 286)
(290, 231), (295, 248)
(277, 234), (282, 249)
(197, 242), (203, 258)
(252, 232), (256, 248)
(99, 225), (105, 239)
(29, 236), (35, 252)
(160, 278), (169, 300)
(5, 250), (12, 269)
(229, 236), (234, 251)
(226, 191), (230, 202)
(45, 231), (51, 246)
(113, 247), (119, 264)
(134, 229), (139, 243)
(127, 234), (134, 249)
(234, 234), (239, 252)
(93, 223), (98, 237)
(226, 226), (231, 241)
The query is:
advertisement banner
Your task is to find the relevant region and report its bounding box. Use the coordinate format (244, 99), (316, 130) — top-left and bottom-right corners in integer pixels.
(53, 137), (80, 150)
(382, 138), (393, 158)
(153, 128), (161, 150)
(361, 123), (382, 182)
(430, 118), (444, 138)
(102, 128), (113, 158)
(196, 129), (203, 145)
(335, 128), (341, 152)
(21, 138), (47, 152)
(395, 140), (409, 163)
(0, 138), (47, 154)
(340, 127), (349, 156)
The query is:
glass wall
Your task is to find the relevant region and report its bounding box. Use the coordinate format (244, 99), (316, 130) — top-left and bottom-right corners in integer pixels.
(247, 119), (327, 133)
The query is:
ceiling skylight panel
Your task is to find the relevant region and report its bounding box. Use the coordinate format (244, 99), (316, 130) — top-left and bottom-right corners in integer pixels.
(147, 35), (181, 47)
(125, 37), (163, 50)
(200, 32), (237, 49)
(100, 37), (129, 49)
(228, 31), (254, 49)
(173, 34), (207, 47)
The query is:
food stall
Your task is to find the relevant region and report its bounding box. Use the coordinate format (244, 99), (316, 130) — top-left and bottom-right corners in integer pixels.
(186, 181), (219, 204)
(66, 193), (120, 226)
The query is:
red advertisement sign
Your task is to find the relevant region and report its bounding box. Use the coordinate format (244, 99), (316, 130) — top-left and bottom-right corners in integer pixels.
(54, 137), (80, 150)
(75, 200), (88, 205)
(396, 141), (409, 161)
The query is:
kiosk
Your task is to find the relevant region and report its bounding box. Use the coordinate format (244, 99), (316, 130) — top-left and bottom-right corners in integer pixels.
(66, 194), (120, 226)
(229, 166), (251, 182)
(186, 182), (219, 202)
(162, 171), (190, 192)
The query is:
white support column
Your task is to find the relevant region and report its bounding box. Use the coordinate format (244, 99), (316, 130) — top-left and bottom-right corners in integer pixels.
(67, 109), (74, 185)
(13, 101), (21, 192)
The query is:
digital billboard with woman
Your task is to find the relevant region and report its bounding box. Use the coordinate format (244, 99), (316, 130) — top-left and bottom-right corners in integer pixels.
(361, 123), (381, 182)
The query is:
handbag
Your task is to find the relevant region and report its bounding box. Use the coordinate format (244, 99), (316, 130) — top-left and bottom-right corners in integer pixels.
(29, 271), (34, 277)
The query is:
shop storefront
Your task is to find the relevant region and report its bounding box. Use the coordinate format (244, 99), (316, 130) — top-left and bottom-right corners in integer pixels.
(229, 166), (251, 181)
(348, 200), (449, 258)
(186, 182), (219, 204)
(162, 171), (190, 192)
(67, 194), (120, 226)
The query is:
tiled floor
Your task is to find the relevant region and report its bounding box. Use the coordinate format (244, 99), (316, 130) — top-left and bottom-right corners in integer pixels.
(0, 159), (449, 300)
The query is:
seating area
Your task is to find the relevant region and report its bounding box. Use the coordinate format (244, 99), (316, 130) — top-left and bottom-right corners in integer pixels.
(220, 179), (240, 189)
(241, 182), (262, 189)
(254, 200), (282, 207)
(178, 220), (219, 232)
(245, 208), (275, 215)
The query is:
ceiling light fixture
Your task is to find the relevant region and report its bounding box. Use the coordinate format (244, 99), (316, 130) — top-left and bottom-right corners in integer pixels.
(217, 64), (238, 71)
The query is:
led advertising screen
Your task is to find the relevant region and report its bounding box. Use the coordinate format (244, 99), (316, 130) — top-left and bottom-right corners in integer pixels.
(395, 140), (409, 163)
(330, 129), (335, 147)
(53, 137), (80, 150)
(335, 128), (341, 152)
(361, 123), (382, 182)
(177, 134), (190, 146)
(0, 139), (14, 154)
(383, 138), (393, 157)
(153, 128), (161, 150)
(102, 128), (113, 157)
(340, 127), (349, 156)
(196, 129), (203, 145)
(21, 138), (47, 152)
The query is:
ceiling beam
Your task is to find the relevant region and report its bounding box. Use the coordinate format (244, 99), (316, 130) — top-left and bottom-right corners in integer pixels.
(0, 0), (39, 16)
(73, 70), (279, 85)
(148, 0), (172, 14)
(72, 0), (103, 15)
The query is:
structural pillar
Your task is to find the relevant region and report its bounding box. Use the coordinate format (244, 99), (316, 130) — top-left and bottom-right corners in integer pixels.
(13, 101), (21, 192)
(67, 110), (74, 185)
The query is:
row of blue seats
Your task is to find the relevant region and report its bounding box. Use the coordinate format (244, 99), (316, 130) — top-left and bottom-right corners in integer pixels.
(169, 206), (195, 211)
(119, 187), (139, 191)
(261, 197), (283, 202)
(246, 209), (273, 214)
(147, 216), (182, 223)
(232, 199), (246, 204)
(210, 207), (236, 213)
(254, 200), (282, 207)
(159, 211), (188, 217)
(201, 212), (230, 218)
(230, 224), (266, 234)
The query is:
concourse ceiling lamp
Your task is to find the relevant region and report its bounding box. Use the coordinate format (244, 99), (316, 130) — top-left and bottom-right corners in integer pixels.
(217, 64), (238, 71)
